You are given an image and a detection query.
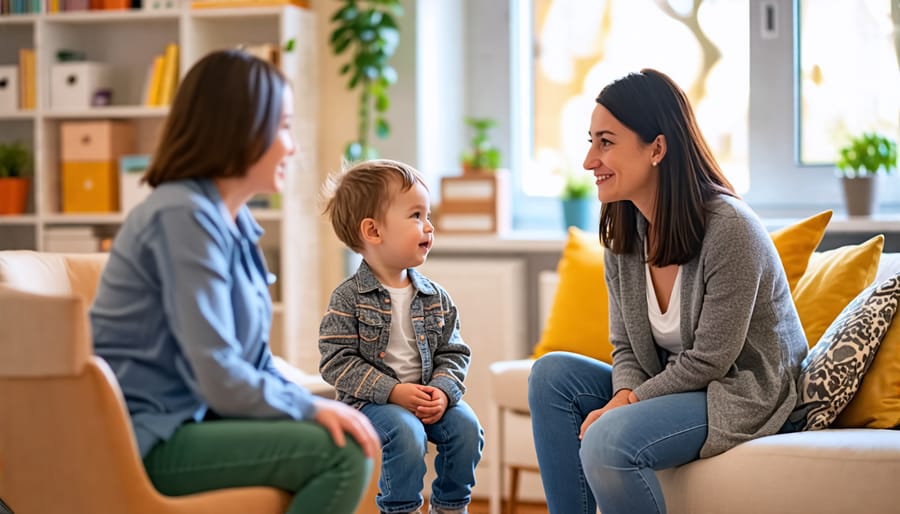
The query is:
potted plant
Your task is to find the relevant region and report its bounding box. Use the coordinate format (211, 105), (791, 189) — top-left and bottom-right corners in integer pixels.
(561, 172), (595, 231)
(835, 132), (897, 216)
(461, 117), (502, 174)
(329, 0), (403, 162)
(0, 140), (33, 215)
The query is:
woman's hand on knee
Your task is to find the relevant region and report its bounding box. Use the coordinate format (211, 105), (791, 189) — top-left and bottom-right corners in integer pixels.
(579, 389), (633, 440)
(313, 398), (381, 458)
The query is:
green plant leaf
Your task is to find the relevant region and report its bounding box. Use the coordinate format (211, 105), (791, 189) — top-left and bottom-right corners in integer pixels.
(375, 92), (389, 112)
(836, 132), (897, 176)
(283, 38), (295, 52)
(331, 0), (402, 160)
(375, 118), (390, 139)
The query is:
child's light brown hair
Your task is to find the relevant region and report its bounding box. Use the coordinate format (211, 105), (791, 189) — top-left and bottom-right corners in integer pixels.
(322, 158), (429, 252)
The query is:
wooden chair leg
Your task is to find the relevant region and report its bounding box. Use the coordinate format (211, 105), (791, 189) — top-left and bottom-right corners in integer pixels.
(506, 466), (520, 514)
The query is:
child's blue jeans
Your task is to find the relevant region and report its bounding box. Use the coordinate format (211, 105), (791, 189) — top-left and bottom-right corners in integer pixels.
(361, 400), (483, 514)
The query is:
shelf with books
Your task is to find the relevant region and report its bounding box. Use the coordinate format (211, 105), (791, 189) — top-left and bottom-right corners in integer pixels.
(0, 4), (320, 368)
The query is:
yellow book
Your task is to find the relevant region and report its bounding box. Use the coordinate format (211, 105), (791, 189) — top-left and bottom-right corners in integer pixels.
(144, 55), (164, 106)
(157, 43), (179, 106)
(18, 49), (35, 111)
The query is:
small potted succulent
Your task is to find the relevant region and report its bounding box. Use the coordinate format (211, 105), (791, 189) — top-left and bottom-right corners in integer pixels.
(835, 132), (897, 216)
(561, 171), (595, 231)
(461, 117), (502, 174)
(0, 140), (33, 215)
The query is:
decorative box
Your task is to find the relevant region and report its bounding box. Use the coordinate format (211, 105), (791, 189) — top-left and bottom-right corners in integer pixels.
(437, 169), (511, 234)
(61, 161), (119, 213)
(50, 62), (112, 110)
(60, 120), (135, 162)
(0, 66), (18, 113)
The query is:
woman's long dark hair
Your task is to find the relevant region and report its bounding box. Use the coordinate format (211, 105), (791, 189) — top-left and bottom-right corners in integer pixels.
(597, 68), (736, 266)
(144, 49), (287, 187)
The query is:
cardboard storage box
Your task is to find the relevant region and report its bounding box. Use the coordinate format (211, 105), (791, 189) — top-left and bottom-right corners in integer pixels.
(50, 62), (112, 110)
(60, 120), (134, 162)
(62, 161), (119, 213)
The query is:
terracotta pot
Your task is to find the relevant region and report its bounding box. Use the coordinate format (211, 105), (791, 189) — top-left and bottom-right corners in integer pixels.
(0, 177), (30, 215)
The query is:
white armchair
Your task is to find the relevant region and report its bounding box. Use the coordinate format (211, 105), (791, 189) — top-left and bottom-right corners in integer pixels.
(487, 271), (558, 514)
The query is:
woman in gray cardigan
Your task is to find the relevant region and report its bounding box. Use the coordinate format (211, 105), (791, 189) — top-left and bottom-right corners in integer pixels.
(528, 68), (808, 514)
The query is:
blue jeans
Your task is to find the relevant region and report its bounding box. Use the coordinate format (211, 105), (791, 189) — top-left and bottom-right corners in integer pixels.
(528, 352), (708, 514)
(361, 400), (483, 514)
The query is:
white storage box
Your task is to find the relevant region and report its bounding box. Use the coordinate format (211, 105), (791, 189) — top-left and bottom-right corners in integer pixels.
(0, 66), (18, 113)
(43, 226), (100, 253)
(50, 62), (112, 110)
(119, 154), (151, 212)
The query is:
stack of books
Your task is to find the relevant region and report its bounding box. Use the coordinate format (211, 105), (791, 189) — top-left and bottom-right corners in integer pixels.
(143, 43), (179, 107)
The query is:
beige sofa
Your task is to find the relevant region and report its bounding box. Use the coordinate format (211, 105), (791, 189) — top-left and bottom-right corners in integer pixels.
(489, 251), (900, 514)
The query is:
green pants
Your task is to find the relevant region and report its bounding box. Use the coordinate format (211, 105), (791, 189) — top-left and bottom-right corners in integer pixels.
(143, 419), (372, 514)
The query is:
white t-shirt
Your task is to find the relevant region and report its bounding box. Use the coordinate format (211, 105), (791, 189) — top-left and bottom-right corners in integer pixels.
(382, 284), (423, 383)
(645, 261), (683, 362)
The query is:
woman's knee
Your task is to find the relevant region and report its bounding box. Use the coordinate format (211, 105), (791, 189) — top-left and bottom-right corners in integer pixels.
(528, 352), (577, 405)
(580, 408), (639, 470)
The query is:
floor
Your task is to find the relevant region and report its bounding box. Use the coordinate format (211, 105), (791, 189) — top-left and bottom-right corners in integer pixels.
(468, 499), (549, 514)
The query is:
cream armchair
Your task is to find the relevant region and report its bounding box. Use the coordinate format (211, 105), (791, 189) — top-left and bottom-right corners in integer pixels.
(0, 250), (384, 514)
(0, 251), (291, 513)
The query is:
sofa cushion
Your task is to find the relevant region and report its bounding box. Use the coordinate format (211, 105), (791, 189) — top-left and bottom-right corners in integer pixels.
(658, 429), (900, 514)
(790, 272), (900, 430)
(793, 235), (883, 347)
(769, 210), (832, 291)
(835, 257), (900, 428)
(531, 227), (611, 362)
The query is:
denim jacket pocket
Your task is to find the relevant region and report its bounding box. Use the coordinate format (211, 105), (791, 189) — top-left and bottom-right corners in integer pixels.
(424, 311), (445, 351)
(357, 309), (385, 358)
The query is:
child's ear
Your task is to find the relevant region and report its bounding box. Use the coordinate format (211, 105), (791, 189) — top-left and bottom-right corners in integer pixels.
(360, 218), (381, 244)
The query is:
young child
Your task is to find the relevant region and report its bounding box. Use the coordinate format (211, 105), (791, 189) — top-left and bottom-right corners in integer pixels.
(319, 159), (483, 514)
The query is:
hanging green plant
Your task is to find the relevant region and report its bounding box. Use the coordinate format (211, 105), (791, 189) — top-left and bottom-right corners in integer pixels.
(329, 0), (403, 162)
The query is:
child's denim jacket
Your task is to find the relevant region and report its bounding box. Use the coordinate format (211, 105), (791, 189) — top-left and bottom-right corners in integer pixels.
(319, 260), (471, 409)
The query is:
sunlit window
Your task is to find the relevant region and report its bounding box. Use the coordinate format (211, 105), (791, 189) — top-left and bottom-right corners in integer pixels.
(796, 0), (899, 165)
(526, 0), (749, 196)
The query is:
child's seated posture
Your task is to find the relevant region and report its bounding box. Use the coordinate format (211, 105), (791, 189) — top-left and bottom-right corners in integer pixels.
(319, 159), (483, 514)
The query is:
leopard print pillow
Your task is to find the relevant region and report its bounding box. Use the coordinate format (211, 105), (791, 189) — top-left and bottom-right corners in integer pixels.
(790, 272), (900, 431)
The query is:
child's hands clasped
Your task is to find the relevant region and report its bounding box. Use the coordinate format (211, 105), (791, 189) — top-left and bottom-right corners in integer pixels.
(415, 385), (448, 425)
(389, 383), (449, 424)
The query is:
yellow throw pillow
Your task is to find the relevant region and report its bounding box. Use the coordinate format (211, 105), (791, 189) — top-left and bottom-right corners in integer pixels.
(770, 210), (832, 291)
(833, 308), (900, 428)
(531, 227), (612, 363)
(793, 236), (884, 348)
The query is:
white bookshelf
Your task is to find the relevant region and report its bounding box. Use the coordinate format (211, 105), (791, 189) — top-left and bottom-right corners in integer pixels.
(0, 4), (320, 368)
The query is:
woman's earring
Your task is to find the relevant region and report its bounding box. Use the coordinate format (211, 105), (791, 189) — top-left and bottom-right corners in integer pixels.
(651, 161), (658, 167)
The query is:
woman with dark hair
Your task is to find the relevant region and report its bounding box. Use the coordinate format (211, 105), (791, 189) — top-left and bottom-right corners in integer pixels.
(91, 50), (378, 514)
(528, 68), (808, 514)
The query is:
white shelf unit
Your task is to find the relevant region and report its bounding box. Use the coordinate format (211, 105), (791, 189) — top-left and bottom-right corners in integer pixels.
(0, 5), (320, 368)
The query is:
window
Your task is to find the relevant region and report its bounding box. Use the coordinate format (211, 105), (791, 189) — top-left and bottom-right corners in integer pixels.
(525, 0), (749, 197)
(796, 0), (899, 165)
(508, 0), (899, 226)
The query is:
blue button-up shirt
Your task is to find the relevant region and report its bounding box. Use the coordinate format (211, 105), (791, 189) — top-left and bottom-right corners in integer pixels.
(91, 179), (317, 457)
